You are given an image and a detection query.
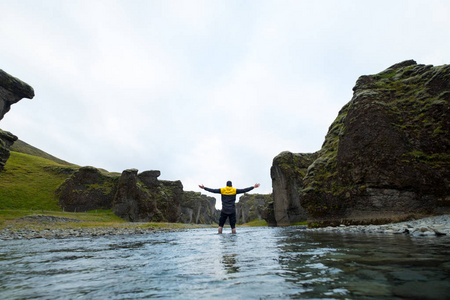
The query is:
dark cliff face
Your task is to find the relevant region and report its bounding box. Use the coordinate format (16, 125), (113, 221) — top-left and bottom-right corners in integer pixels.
(0, 69), (34, 171)
(0, 129), (18, 171)
(57, 167), (217, 224)
(271, 60), (450, 226)
(271, 152), (318, 226)
(57, 166), (117, 212)
(112, 169), (183, 222)
(180, 191), (217, 224)
(235, 193), (273, 225)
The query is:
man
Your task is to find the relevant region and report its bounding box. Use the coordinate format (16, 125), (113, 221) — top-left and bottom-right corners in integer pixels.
(199, 181), (260, 234)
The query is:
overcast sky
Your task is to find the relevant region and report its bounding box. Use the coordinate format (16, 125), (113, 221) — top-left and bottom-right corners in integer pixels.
(1, 0), (449, 208)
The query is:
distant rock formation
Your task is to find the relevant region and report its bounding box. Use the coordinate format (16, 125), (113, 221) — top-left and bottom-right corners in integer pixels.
(0, 69), (34, 171)
(57, 167), (218, 224)
(180, 191), (217, 224)
(112, 169), (182, 222)
(271, 60), (450, 226)
(236, 193), (273, 224)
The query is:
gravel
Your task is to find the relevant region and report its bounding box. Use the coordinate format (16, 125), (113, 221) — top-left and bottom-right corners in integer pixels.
(0, 215), (183, 240)
(308, 214), (450, 237)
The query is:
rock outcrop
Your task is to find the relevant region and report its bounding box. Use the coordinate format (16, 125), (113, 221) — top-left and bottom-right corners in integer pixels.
(0, 69), (34, 171)
(57, 166), (118, 212)
(112, 169), (183, 222)
(180, 192), (217, 224)
(271, 60), (450, 226)
(271, 152), (318, 226)
(0, 69), (35, 121)
(57, 166), (218, 224)
(236, 193), (273, 224)
(0, 129), (18, 171)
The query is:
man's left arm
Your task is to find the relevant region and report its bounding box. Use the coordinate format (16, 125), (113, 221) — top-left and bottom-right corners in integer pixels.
(236, 183), (260, 194)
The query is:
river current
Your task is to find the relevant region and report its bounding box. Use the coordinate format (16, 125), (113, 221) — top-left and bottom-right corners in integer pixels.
(1, 227), (449, 299)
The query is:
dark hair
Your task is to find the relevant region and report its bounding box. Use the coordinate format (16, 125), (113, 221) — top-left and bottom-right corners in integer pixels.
(226, 181), (232, 187)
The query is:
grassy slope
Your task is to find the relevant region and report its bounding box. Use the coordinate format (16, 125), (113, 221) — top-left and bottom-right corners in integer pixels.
(0, 151), (77, 210)
(10, 139), (74, 166)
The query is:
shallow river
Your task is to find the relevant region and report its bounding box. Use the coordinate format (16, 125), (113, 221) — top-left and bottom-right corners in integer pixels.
(1, 227), (449, 299)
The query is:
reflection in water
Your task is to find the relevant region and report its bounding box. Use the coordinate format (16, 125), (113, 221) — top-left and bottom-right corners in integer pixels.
(1, 227), (449, 299)
(221, 254), (239, 274)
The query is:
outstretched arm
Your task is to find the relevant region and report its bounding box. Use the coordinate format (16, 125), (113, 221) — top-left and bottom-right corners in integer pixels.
(236, 183), (260, 194)
(199, 184), (221, 194)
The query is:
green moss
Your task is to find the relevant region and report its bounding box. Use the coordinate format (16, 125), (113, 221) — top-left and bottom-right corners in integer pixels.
(241, 219), (268, 227)
(291, 221), (308, 226)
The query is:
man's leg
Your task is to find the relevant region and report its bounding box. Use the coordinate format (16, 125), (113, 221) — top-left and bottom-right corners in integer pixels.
(230, 211), (237, 234)
(218, 212), (226, 234)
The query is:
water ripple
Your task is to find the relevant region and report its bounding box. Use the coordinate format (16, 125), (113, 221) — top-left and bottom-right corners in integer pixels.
(1, 227), (449, 299)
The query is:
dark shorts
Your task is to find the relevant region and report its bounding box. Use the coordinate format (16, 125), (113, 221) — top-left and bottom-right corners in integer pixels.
(219, 211), (236, 229)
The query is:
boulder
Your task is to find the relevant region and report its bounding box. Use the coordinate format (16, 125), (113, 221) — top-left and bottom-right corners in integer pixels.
(272, 60), (450, 226)
(56, 166), (118, 212)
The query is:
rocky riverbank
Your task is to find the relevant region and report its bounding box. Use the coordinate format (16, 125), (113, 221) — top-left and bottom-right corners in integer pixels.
(2, 214), (449, 240)
(308, 214), (450, 237)
(0, 215), (209, 240)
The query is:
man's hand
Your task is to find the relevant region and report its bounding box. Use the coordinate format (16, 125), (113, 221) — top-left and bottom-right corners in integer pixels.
(199, 184), (205, 189)
(254, 183), (260, 188)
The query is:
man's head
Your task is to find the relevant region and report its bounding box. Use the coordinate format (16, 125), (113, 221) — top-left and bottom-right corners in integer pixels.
(226, 181), (232, 187)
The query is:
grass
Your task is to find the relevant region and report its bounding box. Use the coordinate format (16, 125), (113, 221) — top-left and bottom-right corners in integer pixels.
(0, 151), (77, 210)
(291, 221), (308, 226)
(241, 219), (268, 227)
(0, 209), (215, 232)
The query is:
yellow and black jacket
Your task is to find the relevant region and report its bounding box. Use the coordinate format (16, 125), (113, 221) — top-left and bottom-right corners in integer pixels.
(204, 185), (254, 214)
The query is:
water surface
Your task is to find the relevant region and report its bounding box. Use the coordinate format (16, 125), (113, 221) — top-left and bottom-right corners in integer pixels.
(1, 227), (449, 299)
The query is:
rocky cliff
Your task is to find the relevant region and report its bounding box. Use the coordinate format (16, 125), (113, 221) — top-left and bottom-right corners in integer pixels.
(236, 193), (273, 224)
(271, 60), (450, 226)
(57, 167), (218, 223)
(0, 69), (34, 171)
(57, 166), (117, 212)
(271, 152), (318, 226)
(180, 191), (217, 224)
(0, 129), (18, 171)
